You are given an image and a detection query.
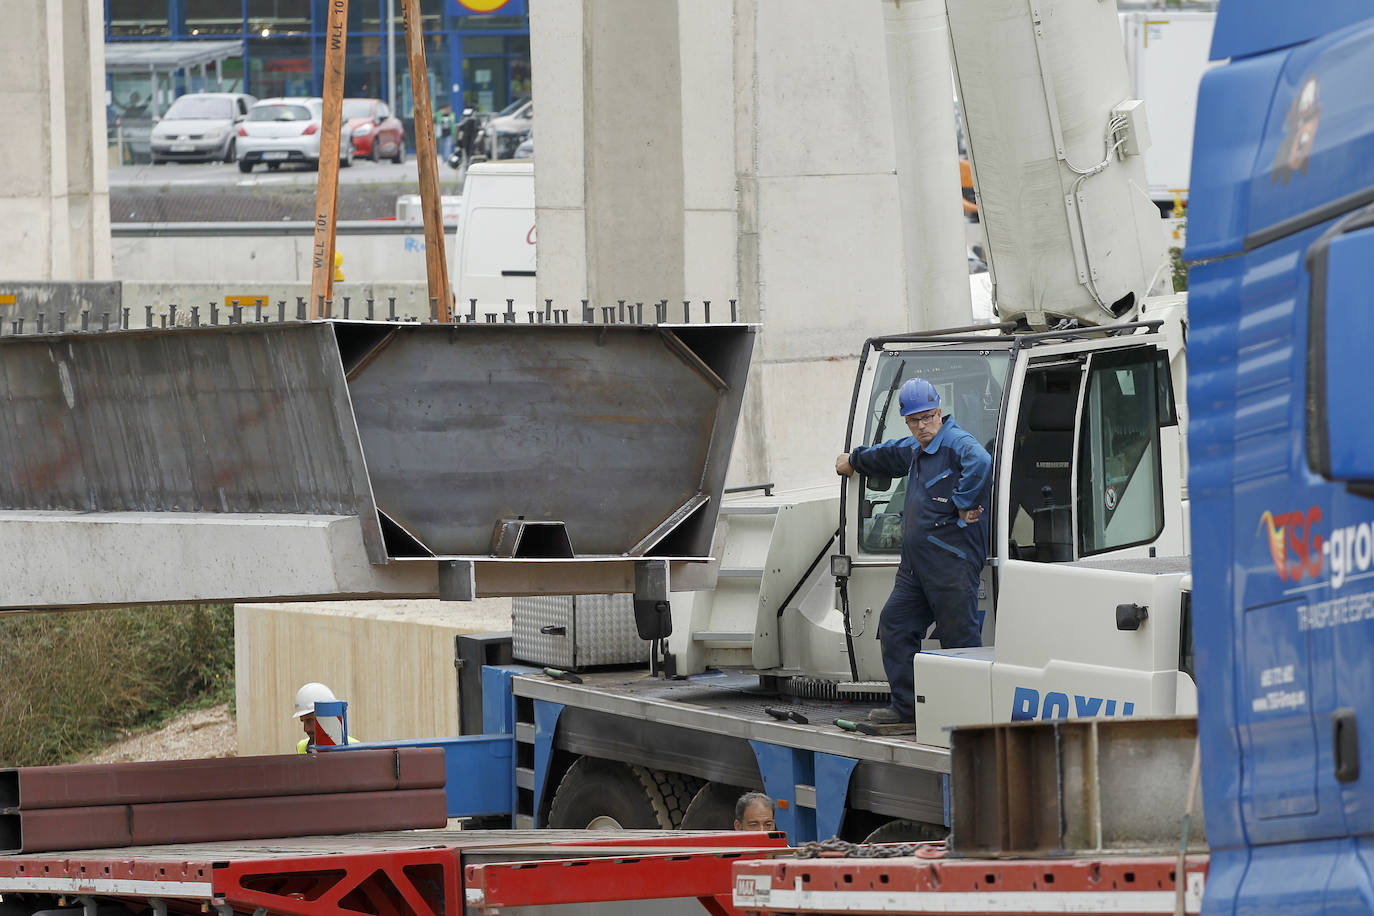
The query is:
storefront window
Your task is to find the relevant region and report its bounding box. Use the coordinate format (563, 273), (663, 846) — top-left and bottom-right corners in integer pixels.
(460, 35), (530, 112)
(184, 1), (243, 36)
(248, 0), (311, 35)
(346, 39), (384, 98)
(109, 0), (169, 37)
(247, 38), (314, 98)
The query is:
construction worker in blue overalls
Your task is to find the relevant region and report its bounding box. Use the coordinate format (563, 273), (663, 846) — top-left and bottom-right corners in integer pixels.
(835, 377), (992, 725)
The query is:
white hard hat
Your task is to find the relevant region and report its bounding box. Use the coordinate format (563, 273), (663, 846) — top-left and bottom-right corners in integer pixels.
(293, 682), (337, 718)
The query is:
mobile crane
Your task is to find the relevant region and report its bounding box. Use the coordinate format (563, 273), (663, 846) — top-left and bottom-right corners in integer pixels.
(507, 0), (1194, 841)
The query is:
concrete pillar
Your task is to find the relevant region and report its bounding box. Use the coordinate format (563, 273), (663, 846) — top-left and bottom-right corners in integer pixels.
(881, 0), (972, 330)
(584, 1), (686, 307)
(0, 0), (112, 282)
(530, 0), (921, 489)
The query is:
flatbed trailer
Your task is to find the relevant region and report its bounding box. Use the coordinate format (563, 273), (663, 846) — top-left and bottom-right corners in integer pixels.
(0, 829), (790, 916)
(730, 850), (1209, 915)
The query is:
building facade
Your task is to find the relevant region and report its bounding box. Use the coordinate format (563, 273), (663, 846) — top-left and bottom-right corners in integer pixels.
(105, 0), (530, 139)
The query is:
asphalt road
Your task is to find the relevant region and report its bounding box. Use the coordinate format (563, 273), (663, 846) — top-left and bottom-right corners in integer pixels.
(109, 154), (460, 189)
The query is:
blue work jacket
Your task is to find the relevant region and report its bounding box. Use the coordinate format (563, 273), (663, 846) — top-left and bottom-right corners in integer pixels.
(849, 416), (992, 569)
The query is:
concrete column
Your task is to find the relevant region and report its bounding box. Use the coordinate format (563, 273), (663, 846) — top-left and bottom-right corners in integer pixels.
(881, 0), (972, 330)
(0, 0), (112, 282)
(583, 0), (686, 307)
(731, 0), (911, 488)
(530, 0), (919, 489)
(529, 1), (588, 309)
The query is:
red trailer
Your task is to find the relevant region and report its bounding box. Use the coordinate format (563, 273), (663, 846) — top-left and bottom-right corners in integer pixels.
(0, 830), (789, 916)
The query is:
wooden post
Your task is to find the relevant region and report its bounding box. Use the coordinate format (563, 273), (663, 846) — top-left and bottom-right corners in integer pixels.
(309, 0), (350, 319)
(401, 0), (453, 321)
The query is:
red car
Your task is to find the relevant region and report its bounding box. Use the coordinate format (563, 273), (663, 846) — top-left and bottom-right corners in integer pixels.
(343, 98), (405, 162)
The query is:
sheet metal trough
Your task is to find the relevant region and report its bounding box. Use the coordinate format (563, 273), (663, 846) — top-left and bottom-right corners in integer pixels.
(0, 320), (755, 608)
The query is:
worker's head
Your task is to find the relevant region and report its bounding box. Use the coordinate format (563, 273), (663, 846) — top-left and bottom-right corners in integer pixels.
(293, 682), (337, 739)
(898, 378), (943, 446)
(733, 792), (777, 832)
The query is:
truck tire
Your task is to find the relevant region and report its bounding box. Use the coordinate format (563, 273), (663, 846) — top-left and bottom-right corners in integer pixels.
(681, 782), (750, 830)
(547, 758), (699, 829)
(862, 818), (948, 844)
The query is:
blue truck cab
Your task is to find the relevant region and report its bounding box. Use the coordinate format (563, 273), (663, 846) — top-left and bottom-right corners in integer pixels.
(1187, 2), (1374, 911)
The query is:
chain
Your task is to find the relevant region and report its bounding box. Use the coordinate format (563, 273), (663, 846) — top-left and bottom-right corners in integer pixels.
(792, 837), (947, 859)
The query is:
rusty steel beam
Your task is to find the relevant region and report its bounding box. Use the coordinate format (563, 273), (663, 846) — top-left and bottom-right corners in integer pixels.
(1, 788), (448, 854)
(0, 748), (445, 810)
(949, 717), (1204, 857)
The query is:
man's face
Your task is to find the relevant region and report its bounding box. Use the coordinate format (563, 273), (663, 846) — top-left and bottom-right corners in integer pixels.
(300, 713), (316, 739)
(735, 801), (776, 832)
(904, 407), (942, 446)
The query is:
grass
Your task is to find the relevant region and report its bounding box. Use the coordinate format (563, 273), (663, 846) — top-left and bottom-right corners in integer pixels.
(0, 603), (235, 767)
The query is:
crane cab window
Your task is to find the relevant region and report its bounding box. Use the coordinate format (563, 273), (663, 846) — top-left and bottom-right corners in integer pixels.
(1008, 346), (1176, 562)
(1077, 348), (1174, 556)
(1007, 364), (1080, 562)
(857, 350), (1010, 553)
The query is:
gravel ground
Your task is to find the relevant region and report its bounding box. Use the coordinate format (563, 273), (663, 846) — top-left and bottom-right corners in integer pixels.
(82, 703), (236, 764)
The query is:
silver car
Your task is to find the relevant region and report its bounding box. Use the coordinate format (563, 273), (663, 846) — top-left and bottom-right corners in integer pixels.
(237, 98), (354, 173)
(486, 98), (532, 159)
(149, 92), (256, 164)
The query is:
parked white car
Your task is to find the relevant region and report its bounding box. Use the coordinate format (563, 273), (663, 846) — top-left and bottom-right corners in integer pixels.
(237, 97), (353, 173)
(149, 92), (256, 164)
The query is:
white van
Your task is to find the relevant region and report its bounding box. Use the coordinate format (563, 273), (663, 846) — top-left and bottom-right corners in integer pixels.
(452, 161), (536, 317)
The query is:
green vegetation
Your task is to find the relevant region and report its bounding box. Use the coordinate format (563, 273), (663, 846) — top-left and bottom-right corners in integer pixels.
(1170, 246), (1189, 292)
(0, 604), (235, 767)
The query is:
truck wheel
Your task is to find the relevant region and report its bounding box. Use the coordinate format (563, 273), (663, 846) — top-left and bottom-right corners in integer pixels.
(862, 818), (948, 844)
(547, 758), (699, 829)
(681, 782), (750, 830)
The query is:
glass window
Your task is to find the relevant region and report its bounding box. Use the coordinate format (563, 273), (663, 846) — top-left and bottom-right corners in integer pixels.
(249, 0), (310, 35)
(163, 95), (235, 120)
(109, 0), (169, 36)
(247, 38), (313, 98)
(1006, 362), (1081, 563)
(857, 349), (1010, 554)
(247, 102), (314, 121)
(1076, 348), (1169, 556)
(185, 0), (243, 35)
(348, 0), (384, 33)
(342, 99), (374, 119)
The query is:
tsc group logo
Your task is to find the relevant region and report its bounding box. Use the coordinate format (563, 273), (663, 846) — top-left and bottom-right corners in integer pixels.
(1260, 506), (1374, 589)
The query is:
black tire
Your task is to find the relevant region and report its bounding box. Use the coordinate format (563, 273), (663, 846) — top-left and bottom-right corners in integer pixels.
(223, 139), (236, 164)
(237, 159), (252, 173)
(862, 818), (948, 844)
(369, 140), (379, 162)
(391, 141), (405, 165)
(546, 758), (701, 830)
(681, 782), (751, 830)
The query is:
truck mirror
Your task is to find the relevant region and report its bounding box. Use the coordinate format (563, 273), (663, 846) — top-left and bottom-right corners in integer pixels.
(1306, 206), (1374, 496)
(865, 476), (892, 492)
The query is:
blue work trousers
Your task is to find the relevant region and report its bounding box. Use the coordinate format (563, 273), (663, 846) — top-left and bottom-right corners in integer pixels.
(877, 549), (982, 718)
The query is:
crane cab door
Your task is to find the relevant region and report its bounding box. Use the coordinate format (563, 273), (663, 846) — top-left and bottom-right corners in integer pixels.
(1003, 340), (1183, 568)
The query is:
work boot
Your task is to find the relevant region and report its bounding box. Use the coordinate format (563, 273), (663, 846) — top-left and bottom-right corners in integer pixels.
(867, 706), (910, 724)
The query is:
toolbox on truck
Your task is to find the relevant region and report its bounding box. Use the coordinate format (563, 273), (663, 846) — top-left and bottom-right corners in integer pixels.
(512, 594), (649, 669)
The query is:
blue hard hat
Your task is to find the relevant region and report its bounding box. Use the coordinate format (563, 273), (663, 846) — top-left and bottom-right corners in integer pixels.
(898, 378), (940, 416)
